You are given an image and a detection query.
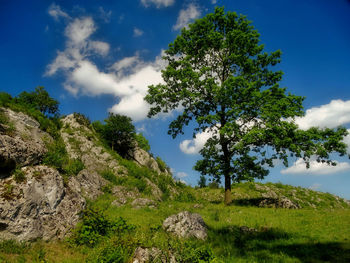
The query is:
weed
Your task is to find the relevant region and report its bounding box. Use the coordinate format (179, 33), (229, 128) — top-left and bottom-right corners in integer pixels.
(13, 168), (26, 183)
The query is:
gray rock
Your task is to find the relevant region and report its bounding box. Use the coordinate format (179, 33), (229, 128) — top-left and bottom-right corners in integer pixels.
(132, 198), (158, 209)
(258, 197), (300, 209)
(132, 247), (176, 263)
(239, 226), (258, 234)
(112, 186), (140, 206)
(0, 108), (49, 178)
(163, 211), (207, 240)
(0, 166), (85, 241)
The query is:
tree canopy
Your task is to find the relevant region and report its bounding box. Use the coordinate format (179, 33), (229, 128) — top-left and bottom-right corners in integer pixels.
(145, 7), (348, 204)
(16, 86), (59, 116)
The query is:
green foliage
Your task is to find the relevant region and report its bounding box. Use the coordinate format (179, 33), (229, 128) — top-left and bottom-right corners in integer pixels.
(156, 156), (169, 173)
(43, 137), (68, 173)
(100, 169), (117, 184)
(16, 86), (59, 116)
(73, 207), (135, 247)
(145, 7), (348, 204)
(95, 113), (136, 158)
(208, 181), (220, 189)
(0, 240), (27, 254)
(177, 242), (216, 263)
(198, 174), (207, 188)
(0, 92), (13, 107)
(1, 183), (15, 200)
(13, 168), (26, 183)
(63, 158), (85, 176)
(73, 112), (91, 127)
(135, 132), (151, 152)
(88, 244), (125, 263)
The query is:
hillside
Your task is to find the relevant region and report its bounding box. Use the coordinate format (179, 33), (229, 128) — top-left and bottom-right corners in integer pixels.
(0, 106), (349, 262)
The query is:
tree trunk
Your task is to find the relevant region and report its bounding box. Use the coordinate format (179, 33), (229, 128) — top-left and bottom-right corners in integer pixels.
(224, 174), (232, 205)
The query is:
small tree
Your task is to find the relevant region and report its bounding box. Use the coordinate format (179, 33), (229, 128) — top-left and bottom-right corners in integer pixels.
(198, 174), (207, 188)
(17, 86), (59, 116)
(103, 113), (136, 158)
(145, 7), (348, 205)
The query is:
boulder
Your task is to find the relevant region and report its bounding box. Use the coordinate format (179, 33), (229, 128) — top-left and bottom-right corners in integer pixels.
(258, 197), (300, 209)
(0, 166), (85, 241)
(131, 198), (158, 209)
(132, 247), (176, 263)
(162, 211), (207, 240)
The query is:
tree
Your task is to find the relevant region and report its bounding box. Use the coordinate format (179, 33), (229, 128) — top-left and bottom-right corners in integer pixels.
(135, 133), (151, 152)
(198, 174), (207, 188)
(17, 86), (59, 116)
(145, 7), (348, 205)
(103, 113), (136, 158)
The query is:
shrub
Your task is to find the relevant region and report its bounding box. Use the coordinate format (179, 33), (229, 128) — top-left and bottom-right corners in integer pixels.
(64, 158), (85, 176)
(156, 157), (169, 173)
(100, 169), (117, 184)
(74, 112), (91, 127)
(73, 207), (135, 247)
(13, 168), (26, 183)
(0, 240), (27, 254)
(89, 245), (124, 263)
(135, 133), (150, 152)
(43, 138), (68, 172)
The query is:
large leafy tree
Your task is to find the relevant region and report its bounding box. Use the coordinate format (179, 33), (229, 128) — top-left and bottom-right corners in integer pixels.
(145, 7), (348, 205)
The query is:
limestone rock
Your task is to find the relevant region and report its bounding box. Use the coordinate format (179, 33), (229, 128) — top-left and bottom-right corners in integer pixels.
(112, 186), (140, 207)
(163, 211), (207, 240)
(132, 247), (176, 263)
(258, 197), (300, 209)
(0, 166), (85, 241)
(132, 198), (158, 209)
(133, 147), (163, 174)
(0, 108), (49, 178)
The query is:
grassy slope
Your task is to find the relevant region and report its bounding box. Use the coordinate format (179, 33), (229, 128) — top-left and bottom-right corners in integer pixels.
(1, 113), (349, 262)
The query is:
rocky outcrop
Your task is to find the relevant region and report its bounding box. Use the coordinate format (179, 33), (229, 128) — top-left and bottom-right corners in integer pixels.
(111, 186), (140, 207)
(0, 108), (49, 178)
(132, 198), (158, 209)
(258, 197), (300, 209)
(163, 211), (207, 240)
(132, 247), (176, 263)
(0, 166), (85, 241)
(133, 147), (165, 175)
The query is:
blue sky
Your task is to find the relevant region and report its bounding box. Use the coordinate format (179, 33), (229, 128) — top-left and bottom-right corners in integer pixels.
(1, 0), (350, 199)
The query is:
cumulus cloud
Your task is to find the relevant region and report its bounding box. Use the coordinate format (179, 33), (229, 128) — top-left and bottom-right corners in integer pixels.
(48, 3), (70, 21)
(281, 158), (350, 175)
(133, 27), (144, 37)
(176, 172), (188, 178)
(179, 128), (215, 154)
(295, 100), (350, 130)
(46, 16), (165, 121)
(173, 4), (201, 30)
(141, 0), (175, 8)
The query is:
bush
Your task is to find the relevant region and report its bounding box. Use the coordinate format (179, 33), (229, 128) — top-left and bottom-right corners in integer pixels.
(156, 157), (169, 173)
(73, 207), (135, 247)
(100, 169), (117, 184)
(74, 112), (91, 127)
(89, 245), (124, 263)
(13, 168), (26, 183)
(43, 138), (68, 172)
(135, 133), (150, 152)
(64, 158), (85, 176)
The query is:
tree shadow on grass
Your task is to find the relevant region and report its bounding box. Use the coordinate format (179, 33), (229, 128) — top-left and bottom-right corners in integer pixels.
(209, 225), (350, 262)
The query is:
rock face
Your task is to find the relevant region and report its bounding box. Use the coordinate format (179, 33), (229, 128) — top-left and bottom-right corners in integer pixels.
(133, 147), (165, 175)
(0, 166), (85, 241)
(163, 211), (207, 240)
(0, 108), (49, 178)
(132, 247), (176, 263)
(258, 197), (300, 209)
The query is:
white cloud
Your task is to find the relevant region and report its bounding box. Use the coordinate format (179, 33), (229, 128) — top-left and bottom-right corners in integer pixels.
(179, 128), (214, 154)
(211, 0), (218, 4)
(173, 4), (201, 30)
(281, 158), (350, 175)
(48, 3), (70, 21)
(46, 16), (165, 121)
(141, 0), (175, 8)
(295, 100), (350, 130)
(133, 27), (144, 37)
(176, 172), (188, 178)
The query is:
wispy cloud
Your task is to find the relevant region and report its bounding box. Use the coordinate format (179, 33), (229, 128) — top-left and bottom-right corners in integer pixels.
(309, 183), (321, 190)
(133, 27), (144, 37)
(98, 7), (112, 23)
(173, 4), (201, 30)
(141, 0), (175, 8)
(48, 3), (70, 21)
